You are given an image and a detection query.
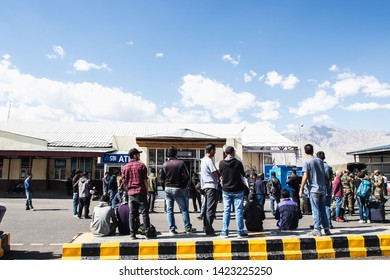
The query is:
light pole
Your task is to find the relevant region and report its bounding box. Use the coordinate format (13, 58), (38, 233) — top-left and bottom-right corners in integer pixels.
(298, 123), (304, 160)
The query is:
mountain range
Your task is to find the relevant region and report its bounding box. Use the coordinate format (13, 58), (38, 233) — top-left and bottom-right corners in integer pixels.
(280, 125), (390, 167)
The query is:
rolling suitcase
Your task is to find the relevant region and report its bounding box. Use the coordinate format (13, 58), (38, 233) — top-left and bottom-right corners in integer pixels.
(302, 197), (312, 215)
(369, 201), (385, 223)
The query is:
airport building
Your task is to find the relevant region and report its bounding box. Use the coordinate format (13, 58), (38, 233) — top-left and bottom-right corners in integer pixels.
(0, 122), (298, 194)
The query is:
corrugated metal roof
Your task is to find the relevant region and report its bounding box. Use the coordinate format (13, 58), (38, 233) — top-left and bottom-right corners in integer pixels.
(347, 144), (390, 155)
(0, 121), (298, 149)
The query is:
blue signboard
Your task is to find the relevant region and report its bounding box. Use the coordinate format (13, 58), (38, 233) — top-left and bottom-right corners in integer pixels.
(103, 154), (130, 164)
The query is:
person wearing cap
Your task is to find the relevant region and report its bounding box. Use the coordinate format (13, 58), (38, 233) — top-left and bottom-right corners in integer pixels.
(218, 145), (248, 238)
(121, 148), (156, 239)
(372, 170), (387, 203)
(161, 146), (196, 235)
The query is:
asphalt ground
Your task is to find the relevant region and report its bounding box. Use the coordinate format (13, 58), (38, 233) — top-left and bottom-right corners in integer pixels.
(1, 194), (390, 259)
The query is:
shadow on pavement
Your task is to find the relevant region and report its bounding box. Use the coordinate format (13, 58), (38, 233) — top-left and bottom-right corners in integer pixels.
(2, 250), (61, 260)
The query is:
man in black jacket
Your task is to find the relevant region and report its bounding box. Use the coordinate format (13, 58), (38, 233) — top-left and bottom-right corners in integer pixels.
(161, 146), (196, 235)
(219, 146), (248, 238)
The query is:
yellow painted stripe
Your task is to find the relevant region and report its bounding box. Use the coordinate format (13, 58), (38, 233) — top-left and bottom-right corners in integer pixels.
(248, 239), (268, 260)
(213, 240), (231, 260)
(100, 242), (120, 260)
(0, 237), (3, 258)
(315, 237), (335, 259)
(139, 241), (159, 260)
(378, 235), (390, 256)
(283, 238), (302, 260)
(347, 236), (366, 258)
(62, 243), (82, 260)
(177, 241), (196, 260)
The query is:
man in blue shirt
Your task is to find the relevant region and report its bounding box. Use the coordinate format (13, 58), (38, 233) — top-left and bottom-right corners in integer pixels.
(299, 144), (330, 236)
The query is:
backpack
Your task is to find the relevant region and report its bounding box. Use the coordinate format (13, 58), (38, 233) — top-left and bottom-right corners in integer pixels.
(267, 179), (275, 195)
(356, 180), (371, 198)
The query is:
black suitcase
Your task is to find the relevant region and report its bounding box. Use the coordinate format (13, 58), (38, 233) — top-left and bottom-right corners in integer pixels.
(302, 197), (312, 215)
(369, 201), (385, 223)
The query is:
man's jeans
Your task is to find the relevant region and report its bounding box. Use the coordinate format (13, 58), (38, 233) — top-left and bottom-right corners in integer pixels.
(309, 192), (329, 231)
(357, 196), (371, 221)
(203, 188), (219, 234)
(335, 196), (343, 218)
(221, 190), (245, 236)
(108, 189), (117, 208)
(269, 194), (280, 215)
(72, 192), (79, 215)
(165, 187), (192, 231)
(325, 193), (333, 226)
(129, 193), (151, 236)
(256, 194), (266, 210)
(25, 190), (33, 209)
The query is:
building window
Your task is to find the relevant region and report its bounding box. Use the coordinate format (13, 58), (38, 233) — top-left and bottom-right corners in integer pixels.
(20, 157), (31, 179)
(148, 149), (166, 174)
(71, 158), (92, 175)
(0, 158), (3, 179)
(54, 159), (67, 180)
(95, 160), (104, 180)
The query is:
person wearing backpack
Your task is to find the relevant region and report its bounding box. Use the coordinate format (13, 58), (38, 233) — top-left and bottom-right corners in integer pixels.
(356, 172), (371, 224)
(267, 171), (281, 216)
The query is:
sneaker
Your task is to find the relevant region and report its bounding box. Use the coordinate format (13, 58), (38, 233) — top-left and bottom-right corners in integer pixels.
(73, 214), (78, 218)
(205, 231), (217, 236)
(84, 216), (92, 219)
(367, 220), (371, 224)
(145, 234), (157, 239)
(185, 228), (196, 233)
(329, 225), (334, 229)
(324, 229), (332, 236)
(170, 229), (179, 236)
(307, 230), (322, 237)
(130, 234), (137, 240)
(197, 216), (203, 220)
(238, 232), (249, 238)
(358, 220), (364, 224)
(336, 217), (345, 223)
(25, 208), (30, 210)
(220, 233), (229, 238)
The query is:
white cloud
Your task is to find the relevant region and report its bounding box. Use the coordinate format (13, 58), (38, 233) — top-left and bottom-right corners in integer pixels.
(162, 107), (211, 123)
(329, 64), (339, 72)
(73, 59), (111, 72)
(313, 114), (333, 124)
(46, 45), (65, 59)
(127, 41), (134, 46)
(264, 71), (299, 90)
(155, 52), (164, 58)
(289, 90), (338, 117)
(333, 73), (390, 98)
(253, 100), (280, 121)
(244, 70), (257, 83)
(222, 54), (240, 66)
(0, 57), (161, 122)
(344, 102), (382, 111)
(179, 74), (256, 123)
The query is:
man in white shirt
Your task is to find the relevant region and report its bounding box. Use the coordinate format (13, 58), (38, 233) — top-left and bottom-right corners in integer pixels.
(200, 143), (220, 236)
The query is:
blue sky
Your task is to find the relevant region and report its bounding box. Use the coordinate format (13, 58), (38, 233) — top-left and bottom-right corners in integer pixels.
(1, 0), (390, 132)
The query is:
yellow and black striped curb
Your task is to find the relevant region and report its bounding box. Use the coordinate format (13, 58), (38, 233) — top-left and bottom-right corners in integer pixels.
(62, 234), (390, 260)
(0, 232), (10, 258)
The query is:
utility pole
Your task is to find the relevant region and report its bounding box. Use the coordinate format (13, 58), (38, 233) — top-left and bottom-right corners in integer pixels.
(7, 101), (12, 121)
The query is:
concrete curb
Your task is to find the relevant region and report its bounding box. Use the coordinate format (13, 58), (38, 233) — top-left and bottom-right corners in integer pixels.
(0, 232), (10, 258)
(62, 234), (390, 260)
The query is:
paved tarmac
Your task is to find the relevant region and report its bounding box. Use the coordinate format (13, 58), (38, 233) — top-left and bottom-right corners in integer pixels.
(1, 193), (390, 259)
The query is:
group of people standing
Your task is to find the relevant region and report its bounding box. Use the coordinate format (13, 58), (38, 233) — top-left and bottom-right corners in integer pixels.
(84, 142), (387, 239)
